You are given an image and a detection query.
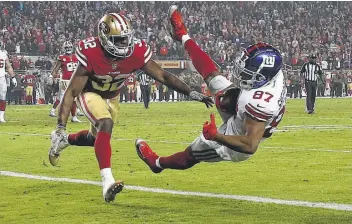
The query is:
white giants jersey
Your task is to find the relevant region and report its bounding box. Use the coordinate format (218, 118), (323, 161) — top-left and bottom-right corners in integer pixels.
(0, 50), (8, 78)
(228, 70), (287, 140)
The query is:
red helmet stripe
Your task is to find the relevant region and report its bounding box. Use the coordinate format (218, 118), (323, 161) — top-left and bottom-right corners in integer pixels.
(246, 42), (270, 55)
(109, 13), (124, 31)
(116, 14), (128, 30)
(110, 13), (127, 31)
(119, 14), (128, 28)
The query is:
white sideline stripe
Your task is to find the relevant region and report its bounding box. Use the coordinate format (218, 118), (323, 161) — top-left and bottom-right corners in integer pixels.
(0, 131), (351, 153)
(0, 171), (351, 211)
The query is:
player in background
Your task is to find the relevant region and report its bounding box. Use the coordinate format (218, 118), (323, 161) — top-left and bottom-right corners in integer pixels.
(48, 12), (213, 202)
(49, 41), (81, 122)
(0, 42), (17, 122)
(150, 78), (157, 101)
(126, 73), (136, 103)
(23, 71), (36, 104)
(136, 6), (286, 173)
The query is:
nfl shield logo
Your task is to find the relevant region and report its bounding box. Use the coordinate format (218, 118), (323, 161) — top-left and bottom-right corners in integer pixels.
(112, 64), (117, 69)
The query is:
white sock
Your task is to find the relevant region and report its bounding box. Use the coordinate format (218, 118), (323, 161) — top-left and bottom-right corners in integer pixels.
(208, 75), (233, 95)
(51, 108), (55, 112)
(182, 34), (191, 47)
(0, 111), (4, 118)
(100, 168), (114, 183)
(155, 157), (162, 169)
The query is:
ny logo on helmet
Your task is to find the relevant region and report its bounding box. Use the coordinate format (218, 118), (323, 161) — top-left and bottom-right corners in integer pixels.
(261, 55), (276, 68)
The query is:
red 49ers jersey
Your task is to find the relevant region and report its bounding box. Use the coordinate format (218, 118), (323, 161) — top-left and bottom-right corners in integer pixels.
(125, 73), (135, 85)
(24, 74), (36, 87)
(58, 54), (78, 80)
(76, 37), (152, 99)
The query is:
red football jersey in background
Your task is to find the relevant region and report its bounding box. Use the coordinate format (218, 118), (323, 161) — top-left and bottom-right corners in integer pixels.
(24, 74), (36, 86)
(58, 54), (78, 80)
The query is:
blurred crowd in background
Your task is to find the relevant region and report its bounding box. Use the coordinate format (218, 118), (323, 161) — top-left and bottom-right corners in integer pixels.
(1, 1), (352, 105)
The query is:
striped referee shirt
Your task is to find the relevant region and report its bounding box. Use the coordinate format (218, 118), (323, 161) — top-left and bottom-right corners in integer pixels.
(300, 62), (322, 81)
(136, 70), (150, 85)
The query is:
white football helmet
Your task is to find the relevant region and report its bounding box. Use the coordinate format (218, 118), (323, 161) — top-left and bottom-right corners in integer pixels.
(62, 41), (73, 55)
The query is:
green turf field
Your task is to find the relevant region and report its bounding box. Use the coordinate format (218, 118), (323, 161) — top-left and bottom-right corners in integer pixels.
(0, 98), (351, 224)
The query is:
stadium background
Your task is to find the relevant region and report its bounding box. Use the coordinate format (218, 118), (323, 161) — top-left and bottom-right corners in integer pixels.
(0, 1), (351, 103)
(0, 2), (351, 223)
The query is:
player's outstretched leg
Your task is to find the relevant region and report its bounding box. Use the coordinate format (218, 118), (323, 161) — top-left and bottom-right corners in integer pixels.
(168, 5), (218, 81)
(94, 120), (123, 202)
(135, 139), (199, 173)
(68, 130), (95, 146)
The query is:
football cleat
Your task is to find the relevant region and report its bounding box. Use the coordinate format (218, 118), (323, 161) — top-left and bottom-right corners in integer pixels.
(49, 111), (56, 117)
(135, 139), (163, 173)
(0, 117), (6, 123)
(71, 116), (81, 123)
(103, 181), (124, 203)
(48, 130), (69, 166)
(77, 109), (85, 116)
(167, 5), (188, 42)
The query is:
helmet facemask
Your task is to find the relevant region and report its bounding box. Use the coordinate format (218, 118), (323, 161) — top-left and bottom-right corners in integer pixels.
(99, 30), (134, 58)
(234, 56), (267, 90)
(63, 42), (73, 55)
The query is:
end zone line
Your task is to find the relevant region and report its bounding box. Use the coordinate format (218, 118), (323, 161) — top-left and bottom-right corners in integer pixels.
(0, 171), (351, 211)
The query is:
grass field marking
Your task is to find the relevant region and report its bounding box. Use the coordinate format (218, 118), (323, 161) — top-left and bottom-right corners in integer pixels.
(0, 170), (351, 211)
(0, 131), (351, 153)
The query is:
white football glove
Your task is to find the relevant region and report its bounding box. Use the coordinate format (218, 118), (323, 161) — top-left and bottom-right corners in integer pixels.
(11, 77), (17, 88)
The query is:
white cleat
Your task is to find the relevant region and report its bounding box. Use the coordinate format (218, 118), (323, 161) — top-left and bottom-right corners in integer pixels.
(77, 110), (84, 117)
(49, 110), (56, 117)
(71, 116), (81, 123)
(103, 181), (124, 203)
(48, 130), (69, 166)
(0, 117), (6, 123)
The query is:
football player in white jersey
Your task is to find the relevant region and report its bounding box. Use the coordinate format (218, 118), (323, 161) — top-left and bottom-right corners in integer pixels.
(135, 5), (287, 172)
(0, 42), (17, 122)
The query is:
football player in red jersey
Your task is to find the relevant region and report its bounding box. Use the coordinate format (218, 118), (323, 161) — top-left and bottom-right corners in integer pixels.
(49, 41), (81, 122)
(23, 71), (36, 104)
(125, 73), (136, 102)
(48, 12), (213, 202)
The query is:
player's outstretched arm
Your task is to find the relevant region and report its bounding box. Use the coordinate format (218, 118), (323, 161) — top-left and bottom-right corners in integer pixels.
(57, 64), (89, 128)
(203, 114), (265, 154)
(142, 60), (213, 107)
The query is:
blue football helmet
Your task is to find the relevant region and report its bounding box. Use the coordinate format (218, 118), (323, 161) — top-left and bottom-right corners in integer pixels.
(234, 43), (282, 90)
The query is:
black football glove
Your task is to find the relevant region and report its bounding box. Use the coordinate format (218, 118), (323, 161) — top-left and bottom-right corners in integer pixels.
(189, 90), (214, 108)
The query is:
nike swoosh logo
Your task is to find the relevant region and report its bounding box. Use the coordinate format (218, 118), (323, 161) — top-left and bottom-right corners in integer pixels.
(257, 104), (265, 108)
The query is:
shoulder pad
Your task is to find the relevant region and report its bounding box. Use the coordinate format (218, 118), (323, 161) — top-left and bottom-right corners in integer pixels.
(132, 39), (152, 67)
(75, 37), (97, 72)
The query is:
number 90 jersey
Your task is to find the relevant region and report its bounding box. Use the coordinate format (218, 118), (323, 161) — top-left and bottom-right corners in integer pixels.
(76, 36), (152, 99)
(58, 54), (78, 80)
(231, 70), (287, 139)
